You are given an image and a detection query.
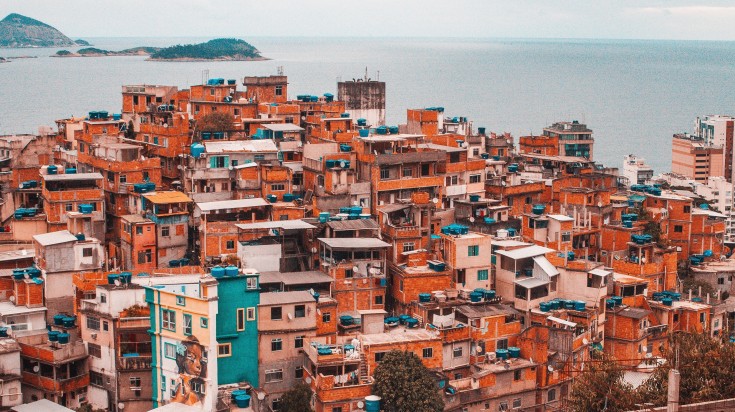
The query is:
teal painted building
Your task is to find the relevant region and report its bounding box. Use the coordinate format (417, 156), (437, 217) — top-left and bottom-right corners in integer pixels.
(215, 267), (260, 386)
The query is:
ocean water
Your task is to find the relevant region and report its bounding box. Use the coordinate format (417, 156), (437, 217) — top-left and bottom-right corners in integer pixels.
(2, 36), (735, 172)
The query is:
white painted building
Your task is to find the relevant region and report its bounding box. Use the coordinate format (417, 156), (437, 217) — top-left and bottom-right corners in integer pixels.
(622, 154), (654, 187)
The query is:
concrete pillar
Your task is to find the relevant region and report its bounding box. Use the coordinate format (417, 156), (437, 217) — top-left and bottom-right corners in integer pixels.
(668, 369), (680, 412)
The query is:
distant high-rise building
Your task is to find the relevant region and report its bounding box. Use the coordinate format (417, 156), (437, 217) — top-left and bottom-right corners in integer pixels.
(695, 115), (735, 182)
(337, 76), (386, 127)
(542, 120), (594, 160)
(622, 154), (654, 186)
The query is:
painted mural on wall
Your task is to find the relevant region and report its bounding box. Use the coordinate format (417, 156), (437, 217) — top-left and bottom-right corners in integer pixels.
(171, 336), (208, 406)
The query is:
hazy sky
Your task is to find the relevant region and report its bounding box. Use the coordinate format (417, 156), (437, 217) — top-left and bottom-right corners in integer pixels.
(3, 0), (735, 40)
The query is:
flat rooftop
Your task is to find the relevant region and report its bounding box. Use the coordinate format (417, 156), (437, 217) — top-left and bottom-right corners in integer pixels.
(360, 328), (439, 346)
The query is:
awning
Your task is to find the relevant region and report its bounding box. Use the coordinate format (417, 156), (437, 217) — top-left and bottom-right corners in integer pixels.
(513, 277), (549, 289)
(235, 220), (315, 230)
(533, 256), (559, 277)
(547, 316), (577, 328)
(496, 245), (554, 260)
(588, 268), (611, 277)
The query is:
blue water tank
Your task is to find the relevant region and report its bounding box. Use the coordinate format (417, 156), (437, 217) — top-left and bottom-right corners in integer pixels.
(419, 293), (431, 303)
(57, 333), (70, 344)
(357, 118), (367, 126)
(340, 315), (354, 326)
(211, 267), (225, 278)
(266, 194), (277, 203)
(113, 113), (122, 120)
(53, 314), (66, 326)
(469, 194), (481, 202)
(405, 318), (419, 328)
(47, 165), (58, 175)
(662, 298), (673, 306)
(225, 265), (239, 277)
(65, 168), (77, 174)
(484, 290), (496, 300)
(48, 331), (60, 342)
(612, 296), (623, 306)
(478, 127), (486, 135)
(323, 93), (334, 102)
(574, 301), (586, 311)
(365, 396), (381, 412)
(191, 143), (205, 158)
(508, 347), (521, 358)
(398, 314), (411, 324)
(234, 395), (250, 408)
(384, 317), (399, 325)
(389, 126), (399, 134)
(62, 316), (76, 328)
(107, 274), (119, 285)
(469, 292), (483, 303)
(376, 126), (388, 135)
(508, 164), (519, 173)
(359, 129), (370, 137)
(340, 144), (352, 152)
(496, 349), (509, 360)
(75, 233), (85, 241)
(78, 204), (93, 214)
(231, 390), (247, 402)
(340, 112), (350, 118)
(325, 159), (336, 168)
(318, 212), (329, 223)
(120, 272), (133, 284)
(532, 204), (545, 215)
(309, 95), (318, 102)
(540, 302), (551, 312)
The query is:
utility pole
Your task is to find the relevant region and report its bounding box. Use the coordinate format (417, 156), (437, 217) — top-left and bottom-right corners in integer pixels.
(667, 369), (680, 412)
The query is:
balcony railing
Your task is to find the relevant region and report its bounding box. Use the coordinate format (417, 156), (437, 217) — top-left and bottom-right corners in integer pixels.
(117, 355), (153, 370)
(118, 317), (150, 329)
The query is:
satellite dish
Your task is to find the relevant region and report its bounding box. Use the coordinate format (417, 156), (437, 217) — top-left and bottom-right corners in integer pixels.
(547, 365), (554, 372)
(118, 403), (125, 410)
(311, 247), (317, 253)
(504, 363), (510, 370)
(33, 365), (39, 373)
(353, 265), (359, 273)
(582, 338), (589, 345)
(114, 279), (121, 287)
(645, 352), (652, 358)
(9, 296), (14, 303)
(257, 392), (266, 401)
(642, 346), (648, 353)
(432, 198), (439, 204)
(476, 345), (483, 353)
(24, 273), (29, 279)
(305, 377), (312, 384)
(357, 401), (365, 408)
(339, 161), (346, 168)
(287, 313), (294, 320)
(469, 217), (475, 223)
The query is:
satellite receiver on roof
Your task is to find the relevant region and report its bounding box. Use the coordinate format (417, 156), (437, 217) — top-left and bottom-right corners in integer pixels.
(432, 198), (439, 204)
(548, 365), (554, 372)
(469, 217), (475, 223)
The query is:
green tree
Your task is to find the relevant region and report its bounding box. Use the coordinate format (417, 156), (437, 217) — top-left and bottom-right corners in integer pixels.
(196, 112), (235, 133)
(372, 350), (444, 412)
(124, 120), (135, 140)
(680, 277), (715, 298)
(278, 382), (312, 412)
(568, 352), (636, 412)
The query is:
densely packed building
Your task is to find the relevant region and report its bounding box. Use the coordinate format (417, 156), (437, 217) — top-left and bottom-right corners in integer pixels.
(0, 73), (732, 412)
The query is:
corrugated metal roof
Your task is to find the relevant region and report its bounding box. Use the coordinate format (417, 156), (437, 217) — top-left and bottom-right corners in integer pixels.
(12, 399), (75, 412)
(33, 230), (78, 246)
(533, 256), (559, 277)
(204, 140), (278, 153)
(326, 219), (379, 231)
(588, 268), (611, 277)
(235, 220), (315, 230)
(259, 290), (315, 306)
(513, 277), (549, 289)
(43, 172), (102, 181)
(260, 271), (334, 286)
(318, 237), (390, 249)
(262, 123), (304, 132)
(197, 198), (269, 212)
(377, 203), (411, 213)
(142, 191), (192, 204)
(496, 245), (554, 260)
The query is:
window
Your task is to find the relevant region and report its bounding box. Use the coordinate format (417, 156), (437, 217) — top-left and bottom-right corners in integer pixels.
(161, 375), (166, 393)
(162, 309), (175, 331)
(514, 369), (522, 381)
(86, 316), (100, 331)
(700, 312), (706, 323)
(403, 167), (413, 177)
(478, 269), (488, 281)
(119, 174), (127, 184)
(674, 313), (679, 322)
(221, 182), (229, 191)
(271, 184), (285, 191)
(512, 398), (521, 409)
(265, 369), (283, 383)
(183, 314), (192, 336)
(561, 231), (571, 242)
(469, 174), (481, 184)
(90, 371), (104, 387)
(453, 346), (463, 358)
(423, 348), (433, 358)
(497, 338), (508, 350)
(83, 248), (93, 257)
(272, 398), (282, 411)
(295, 335), (304, 349)
(138, 249), (152, 264)
(344, 268), (353, 278)
(719, 277), (725, 285)
(200, 317), (208, 328)
(548, 389), (556, 402)
(375, 352), (387, 362)
(237, 308), (245, 331)
(162, 226), (170, 237)
(468, 245), (479, 256)
(136, 226), (143, 235)
(130, 377), (141, 388)
(275, 85), (283, 96)
(103, 321), (109, 331)
(210, 156), (228, 168)
(674, 225), (683, 233)
(247, 277), (258, 290)
(271, 338), (283, 352)
(164, 342), (176, 359)
(684, 205), (691, 213)
(99, 294), (107, 303)
(375, 295), (383, 305)
(380, 168), (389, 179)
(254, 154), (265, 161)
(322, 312), (331, 323)
(446, 175), (459, 186)
(226, 240), (235, 249)
(399, 279), (404, 292)
(403, 242), (415, 253)
(88, 343), (101, 358)
(65, 203), (73, 212)
(218, 343), (232, 357)
(295, 366), (303, 379)
(295, 305), (305, 318)
(247, 307), (256, 321)
(271, 307), (282, 320)
(332, 408), (342, 412)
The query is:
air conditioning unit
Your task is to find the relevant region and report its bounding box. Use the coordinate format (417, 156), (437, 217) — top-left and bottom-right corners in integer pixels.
(91, 333), (97, 340)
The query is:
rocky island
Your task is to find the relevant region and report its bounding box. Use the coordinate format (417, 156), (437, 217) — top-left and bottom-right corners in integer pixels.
(148, 38), (265, 61)
(53, 46), (161, 57)
(0, 13), (85, 48)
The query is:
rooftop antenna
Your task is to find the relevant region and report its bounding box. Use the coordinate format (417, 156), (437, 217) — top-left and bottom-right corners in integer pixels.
(377, 70), (380, 81)
(201, 69), (209, 85)
(277, 66), (284, 76)
(364, 67), (369, 81)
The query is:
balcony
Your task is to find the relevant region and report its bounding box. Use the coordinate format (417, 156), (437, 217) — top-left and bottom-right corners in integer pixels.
(445, 185), (467, 197)
(383, 223), (421, 239)
(436, 325), (471, 343)
(22, 372), (89, 393)
(19, 337), (87, 364)
(117, 355), (152, 370)
(118, 317), (150, 329)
